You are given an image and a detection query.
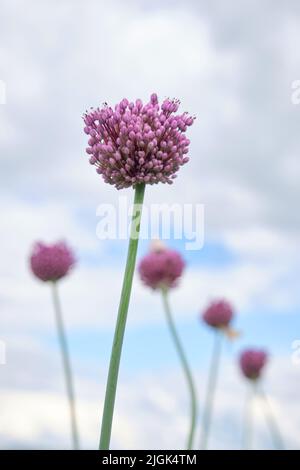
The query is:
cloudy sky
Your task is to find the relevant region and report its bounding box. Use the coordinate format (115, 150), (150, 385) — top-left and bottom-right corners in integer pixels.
(0, 0), (300, 449)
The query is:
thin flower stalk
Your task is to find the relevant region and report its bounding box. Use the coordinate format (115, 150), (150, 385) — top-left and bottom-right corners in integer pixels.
(161, 287), (197, 450)
(99, 183), (145, 449)
(52, 281), (79, 450)
(199, 331), (222, 450)
(29, 241), (79, 449)
(200, 299), (235, 449)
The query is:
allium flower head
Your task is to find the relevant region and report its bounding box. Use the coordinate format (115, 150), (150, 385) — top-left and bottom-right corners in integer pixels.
(83, 93), (195, 189)
(239, 349), (268, 380)
(30, 241), (75, 282)
(202, 300), (234, 329)
(138, 244), (185, 290)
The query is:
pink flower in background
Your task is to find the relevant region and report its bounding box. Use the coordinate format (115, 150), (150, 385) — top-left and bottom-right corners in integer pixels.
(138, 243), (197, 448)
(239, 349), (268, 380)
(138, 244), (185, 290)
(199, 298), (235, 449)
(202, 300), (234, 329)
(29, 241), (79, 448)
(83, 93), (195, 189)
(30, 241), (75, 282)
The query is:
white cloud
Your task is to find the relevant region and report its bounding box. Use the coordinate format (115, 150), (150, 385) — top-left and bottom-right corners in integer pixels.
(0, 337), (299, 449)
(0, 196), (298, 334)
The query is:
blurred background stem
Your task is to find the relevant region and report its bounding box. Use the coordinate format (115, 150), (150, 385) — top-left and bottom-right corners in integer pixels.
(99, 183), (145, 450)
(200, 331), (222, 450)
(242, 381), (255, 450)
(51, 281), (79, 450)
(259, 387), (284, 450)
(242, 382), (284, 450)
(161, 288), (197, 450)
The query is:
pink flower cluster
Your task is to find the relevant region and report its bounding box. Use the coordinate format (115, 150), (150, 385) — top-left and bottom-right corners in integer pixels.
(239, 349), (268, 380)
(30, 241), (75, 282)
(138, 247), (185, 290)
(83, 94), (195, 189)
(202, 300), (234, 329)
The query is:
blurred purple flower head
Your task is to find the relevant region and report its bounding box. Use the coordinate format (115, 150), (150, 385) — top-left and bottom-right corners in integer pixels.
(30, 241), (75, 282)
(239, 349), (268, 380)
(83, 93), (195, 189)
(202, 300), (234, 329)
(138, 244), (185, 290)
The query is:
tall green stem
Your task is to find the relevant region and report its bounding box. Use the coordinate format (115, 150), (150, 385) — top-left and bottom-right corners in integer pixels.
(200, 331), (222, 450)
(51, 281), (79, 450)
(99, 183), (145, 450)
(161, 288), (197, 450)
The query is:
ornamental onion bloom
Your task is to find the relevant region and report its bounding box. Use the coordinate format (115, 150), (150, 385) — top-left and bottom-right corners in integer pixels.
(199, 298), (236, 450)
(240, 349), (268, 380)
(30, 241), (75, 282)
(202, 300), (234, 329)
(83, 93), (195, 189)
(29, 240), (79, 449)
(138, 244), (197, 449)
(84, 94), (195, 450)
(138, 244), (185, 290)
(239, 349), (283, 450)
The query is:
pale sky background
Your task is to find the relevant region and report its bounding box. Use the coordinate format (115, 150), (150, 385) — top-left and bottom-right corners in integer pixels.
(0, 0), (300, 449)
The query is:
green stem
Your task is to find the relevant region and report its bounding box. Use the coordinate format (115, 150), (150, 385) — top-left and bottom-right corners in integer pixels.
(200, 331), (222, 450)
(99, 183), (145, 450)
(161, 288), (197, 450)
(259, 387), (284, 450)
(51, 281), (79, 450)
(242, 382), (255, 450)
